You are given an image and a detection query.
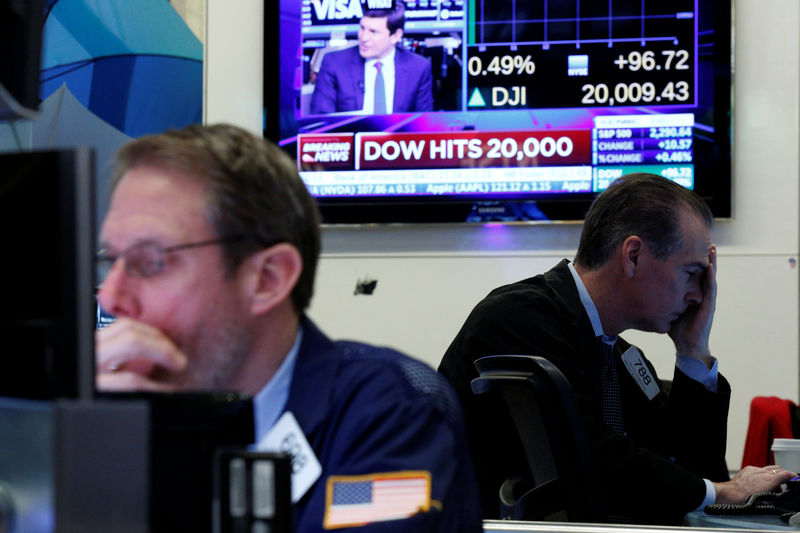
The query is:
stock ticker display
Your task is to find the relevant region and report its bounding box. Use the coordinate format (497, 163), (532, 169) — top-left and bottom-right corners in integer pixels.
(269, 0), (731, 222)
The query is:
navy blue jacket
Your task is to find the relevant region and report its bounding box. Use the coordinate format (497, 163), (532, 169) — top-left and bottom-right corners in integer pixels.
(288, 317), (481, 532)
(310, 45), (433, 114)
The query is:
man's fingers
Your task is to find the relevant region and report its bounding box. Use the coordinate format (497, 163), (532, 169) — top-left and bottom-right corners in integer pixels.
(97, 371), (179, 392)
(96, 318), (188, 376)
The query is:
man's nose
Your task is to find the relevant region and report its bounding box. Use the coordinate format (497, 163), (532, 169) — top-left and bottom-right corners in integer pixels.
(97, 259), (140, 319)
(686, 279), (703, 305)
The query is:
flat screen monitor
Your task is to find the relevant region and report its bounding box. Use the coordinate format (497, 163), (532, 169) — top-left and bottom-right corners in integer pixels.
(0, 0), (44, 118)
(265, 0), (732, 223)
(0, 148), (96, 399)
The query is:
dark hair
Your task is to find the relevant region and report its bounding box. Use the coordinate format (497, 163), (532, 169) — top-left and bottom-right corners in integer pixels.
(113, 123), (321, 313)
(574, 173), (713, 270)
(364, 0), (405, 34)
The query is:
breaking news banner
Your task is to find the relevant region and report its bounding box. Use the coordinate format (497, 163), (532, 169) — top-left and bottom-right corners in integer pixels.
(298, 130), (591, 171)
(298, 134), (356, 171)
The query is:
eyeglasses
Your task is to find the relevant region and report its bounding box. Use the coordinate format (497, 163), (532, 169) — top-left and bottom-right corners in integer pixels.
(97, 236), (248, 280)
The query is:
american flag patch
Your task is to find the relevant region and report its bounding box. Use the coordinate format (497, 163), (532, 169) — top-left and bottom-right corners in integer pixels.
(323, 471), (431, 529)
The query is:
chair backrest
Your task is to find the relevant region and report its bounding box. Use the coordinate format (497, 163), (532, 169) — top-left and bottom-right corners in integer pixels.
(471, 354), (606, 523)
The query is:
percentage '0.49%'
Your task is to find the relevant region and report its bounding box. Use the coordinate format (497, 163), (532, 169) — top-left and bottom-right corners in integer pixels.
(468, 54), (536, 76)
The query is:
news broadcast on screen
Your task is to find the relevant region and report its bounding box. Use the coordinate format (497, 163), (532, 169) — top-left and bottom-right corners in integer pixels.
(265, 0), (731, 223)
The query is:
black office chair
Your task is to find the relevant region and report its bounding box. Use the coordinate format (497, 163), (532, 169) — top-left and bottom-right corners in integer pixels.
(471, 354), (606, 523)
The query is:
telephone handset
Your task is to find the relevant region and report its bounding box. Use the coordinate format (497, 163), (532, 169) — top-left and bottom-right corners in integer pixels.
(704, 477), (800, 520)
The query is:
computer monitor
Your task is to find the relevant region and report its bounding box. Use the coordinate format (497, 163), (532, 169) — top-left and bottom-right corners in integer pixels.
(0, 148), (96, 400)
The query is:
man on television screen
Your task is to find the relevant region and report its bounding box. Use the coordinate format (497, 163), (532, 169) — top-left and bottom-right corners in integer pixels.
(95, 123), (480, 532)
(309, 1), (433, 115)
(439, 173), (796, 524)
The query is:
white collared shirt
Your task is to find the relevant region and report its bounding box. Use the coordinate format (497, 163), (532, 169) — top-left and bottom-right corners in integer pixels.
(362, 47), (396, 114)
(252, 327), (303, 443)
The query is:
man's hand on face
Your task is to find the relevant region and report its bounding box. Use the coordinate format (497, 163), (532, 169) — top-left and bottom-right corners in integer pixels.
(95, 317), (188, 392)
(668, 245), (717, 367)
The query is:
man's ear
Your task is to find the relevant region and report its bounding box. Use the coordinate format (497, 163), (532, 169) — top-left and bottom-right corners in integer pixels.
(242, 243), (303, 316)
(620, 235), (644, 278)
(390, 28), (403, 44)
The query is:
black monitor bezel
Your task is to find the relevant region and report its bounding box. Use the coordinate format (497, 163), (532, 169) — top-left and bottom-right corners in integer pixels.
(0, 148), (96, 400)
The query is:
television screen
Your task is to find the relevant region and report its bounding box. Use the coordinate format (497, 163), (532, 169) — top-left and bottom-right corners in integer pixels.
(265, 0), (732, 223)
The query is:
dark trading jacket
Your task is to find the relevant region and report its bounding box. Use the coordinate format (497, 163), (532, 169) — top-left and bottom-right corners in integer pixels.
(438, 259), (730, 525)
(287, 317), (482, 532)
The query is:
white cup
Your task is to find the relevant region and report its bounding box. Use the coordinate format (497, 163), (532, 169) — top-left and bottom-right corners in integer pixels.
(771, 438), (800, 473)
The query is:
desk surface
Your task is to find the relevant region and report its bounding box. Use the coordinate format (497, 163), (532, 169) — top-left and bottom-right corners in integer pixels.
(483, 516), (800, 532)
(684, 511), (798, 530)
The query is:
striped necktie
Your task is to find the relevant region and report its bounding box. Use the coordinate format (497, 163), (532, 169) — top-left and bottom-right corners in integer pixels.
(599, 338), (625, 434)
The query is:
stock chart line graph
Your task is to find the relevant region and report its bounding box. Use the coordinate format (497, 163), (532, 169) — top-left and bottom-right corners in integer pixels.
(469, 0), (697, 49)
(464, 0), (699, 111)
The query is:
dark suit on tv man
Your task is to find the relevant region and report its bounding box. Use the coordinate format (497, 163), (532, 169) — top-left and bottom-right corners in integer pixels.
(310, 2), (433, 115)
(439, 173), (796, 524)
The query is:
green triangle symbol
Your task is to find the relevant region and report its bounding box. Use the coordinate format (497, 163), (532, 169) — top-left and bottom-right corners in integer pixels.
(468, 88), (486, 107)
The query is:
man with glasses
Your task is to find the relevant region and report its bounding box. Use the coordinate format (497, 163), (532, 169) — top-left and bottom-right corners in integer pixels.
(95, 123), (480, 532)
